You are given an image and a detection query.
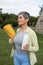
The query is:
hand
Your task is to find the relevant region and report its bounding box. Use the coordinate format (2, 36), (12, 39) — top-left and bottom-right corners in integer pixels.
(9, 39), (13, 44)
(23, 44), (29, 51)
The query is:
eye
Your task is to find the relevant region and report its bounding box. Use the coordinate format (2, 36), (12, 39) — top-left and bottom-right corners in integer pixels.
(19, 16), (22, 19)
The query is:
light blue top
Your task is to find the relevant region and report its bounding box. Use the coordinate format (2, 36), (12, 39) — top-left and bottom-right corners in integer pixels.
(14, 31), (29, 55)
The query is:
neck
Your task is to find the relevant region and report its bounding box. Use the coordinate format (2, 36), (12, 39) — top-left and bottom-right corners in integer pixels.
(20, 24), (28, 32)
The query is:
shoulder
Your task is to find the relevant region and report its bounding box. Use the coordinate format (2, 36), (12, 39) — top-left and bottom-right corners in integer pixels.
(16, 28), (20, 33)
(27, 27), (37, 37)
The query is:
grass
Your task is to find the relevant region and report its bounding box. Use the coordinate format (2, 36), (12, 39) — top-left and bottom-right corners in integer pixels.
(0, 28), (43, 65)
(0, 29), (13, 65)
(35, 33), (43, 65)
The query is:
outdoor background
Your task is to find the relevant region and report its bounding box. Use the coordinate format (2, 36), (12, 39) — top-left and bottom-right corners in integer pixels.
(0, 0), (43, 65)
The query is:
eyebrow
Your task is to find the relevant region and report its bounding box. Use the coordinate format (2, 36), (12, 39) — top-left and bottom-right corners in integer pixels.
(18, 16), (22, 18)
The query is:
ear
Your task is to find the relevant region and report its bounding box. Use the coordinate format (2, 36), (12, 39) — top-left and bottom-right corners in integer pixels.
(26, 18), (29, 23)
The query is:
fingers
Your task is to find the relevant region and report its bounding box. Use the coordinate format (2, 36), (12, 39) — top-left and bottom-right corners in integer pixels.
(23, 44), (29, 50)
(9, 38), (13, 44)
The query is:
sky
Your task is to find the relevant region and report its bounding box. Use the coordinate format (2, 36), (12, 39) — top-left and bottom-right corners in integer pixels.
(0, 0), (43, 17)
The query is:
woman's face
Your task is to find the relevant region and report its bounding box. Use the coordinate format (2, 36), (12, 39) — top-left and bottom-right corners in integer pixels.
(18, 14), (27, 26)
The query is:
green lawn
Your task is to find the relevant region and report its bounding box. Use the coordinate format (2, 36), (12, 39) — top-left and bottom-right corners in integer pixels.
(0, 29), (43, 65)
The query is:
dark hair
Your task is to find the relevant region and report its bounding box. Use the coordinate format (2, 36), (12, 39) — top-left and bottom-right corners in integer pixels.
(18, 11), (30, 19)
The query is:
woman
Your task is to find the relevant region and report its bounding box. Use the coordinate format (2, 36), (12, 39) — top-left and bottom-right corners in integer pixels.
(9, 12), (39, 65)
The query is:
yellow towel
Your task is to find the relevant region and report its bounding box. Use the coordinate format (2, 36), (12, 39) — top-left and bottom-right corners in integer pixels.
(3, 24), (16, 39)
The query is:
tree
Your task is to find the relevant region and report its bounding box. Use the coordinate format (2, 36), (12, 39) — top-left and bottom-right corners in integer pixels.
(0, 8), (2, 14)
(39, 5), (43, 15)
(0, 17), (3, 24)
(28, 16), (38, 27)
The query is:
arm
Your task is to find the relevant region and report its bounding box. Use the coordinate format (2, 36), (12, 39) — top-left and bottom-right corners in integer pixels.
(28, 32), (39, 52)
(9, 28), (20, 44)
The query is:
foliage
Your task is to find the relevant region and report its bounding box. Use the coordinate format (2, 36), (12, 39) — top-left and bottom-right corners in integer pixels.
(28, 16), (38, 26)
(39, 5), (43, 15)
(0, 13), (38, 28)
